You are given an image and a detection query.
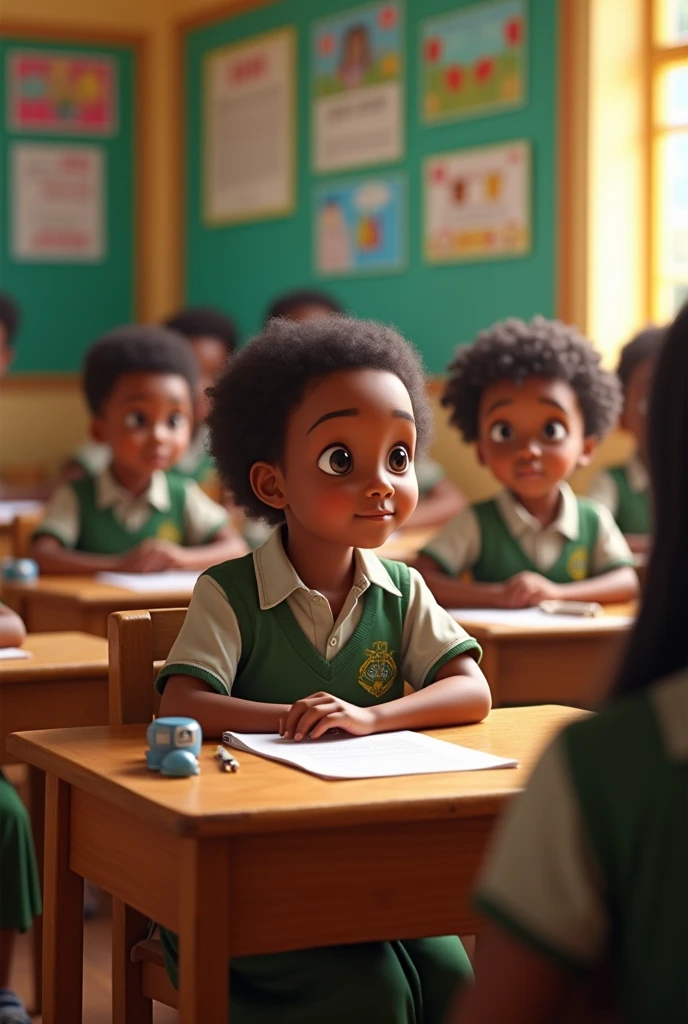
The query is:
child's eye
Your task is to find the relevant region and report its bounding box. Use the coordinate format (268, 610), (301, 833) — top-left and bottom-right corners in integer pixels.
(489, 421), (512, 443)
(317, 446), (353, 476)
(168, 412), (186, 428)
(124, 411), (146, 429)
(542, 420), (568, 441)
(387, 445), (410, 474)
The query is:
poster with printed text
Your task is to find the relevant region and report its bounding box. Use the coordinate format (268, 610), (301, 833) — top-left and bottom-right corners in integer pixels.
(12, 143), (105, 262)
(424, 141), (530, 263)
(8, 49), (117, 134)
(420, 0), (526, 124)
(312, 2), (403, 173)
(204, 27), (295, 225)
(314, 173), (406, 276)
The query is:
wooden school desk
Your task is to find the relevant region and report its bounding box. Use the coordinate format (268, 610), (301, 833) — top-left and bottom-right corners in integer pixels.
(456, 604), (636, 708)
(0, 631), (109, 1013)
(1, 576), (193, 637)
(9, 704), (584, 1024)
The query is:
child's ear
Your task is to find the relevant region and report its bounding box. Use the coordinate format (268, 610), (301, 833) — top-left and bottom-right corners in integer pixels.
(250, 462), (288, 511)
(577, 435), (598, 468)
(90, 417), (106, 443)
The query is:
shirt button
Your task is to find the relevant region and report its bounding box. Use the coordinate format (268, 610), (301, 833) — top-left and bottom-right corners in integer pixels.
(330, 637), (338, 647)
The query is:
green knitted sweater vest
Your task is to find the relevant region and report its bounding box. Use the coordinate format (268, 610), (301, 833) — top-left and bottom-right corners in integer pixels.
(204, 553), (411, 706)
(472, 497), (600, 583)
(71, 473), (187, 554)
(608, 465), (650, 535)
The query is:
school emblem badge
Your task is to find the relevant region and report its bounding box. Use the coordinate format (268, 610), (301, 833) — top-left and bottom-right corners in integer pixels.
(358, 641), (397, 698)
(156, 520), (183, 544)
(566, 546), (588, 582)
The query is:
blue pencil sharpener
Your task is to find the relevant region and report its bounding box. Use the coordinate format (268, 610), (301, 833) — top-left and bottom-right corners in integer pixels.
(146, 717), (202, 777)
(1, 558), (39, 582)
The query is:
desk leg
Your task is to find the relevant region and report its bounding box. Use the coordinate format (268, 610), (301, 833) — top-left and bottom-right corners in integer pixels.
(111, 899), (152, 1024)
(43, 775), (83, 1024)
(27, 766), (45, 1016)
(178, 838), (230, 1024)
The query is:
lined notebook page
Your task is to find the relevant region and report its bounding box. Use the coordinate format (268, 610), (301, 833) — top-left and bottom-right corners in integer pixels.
(452, 608), (633, 630)
(221, 729), (517, 780)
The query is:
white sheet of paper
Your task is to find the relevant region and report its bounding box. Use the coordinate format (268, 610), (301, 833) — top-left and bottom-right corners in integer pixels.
(451, 608), (634, 630)
(96, 571), (200, 593)
(0, 647), (31, 661)
(0, 500), (42, 526)
(222, 729), (517, 781)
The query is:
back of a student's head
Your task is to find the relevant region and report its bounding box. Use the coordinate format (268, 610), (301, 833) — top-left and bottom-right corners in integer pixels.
(0, 292), (20, 378)
(265, 288), (343, 325)
(612, 306), (687, 697)
(164, 306), (237, 419)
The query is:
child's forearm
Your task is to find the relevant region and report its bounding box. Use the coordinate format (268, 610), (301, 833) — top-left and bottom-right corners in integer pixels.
(0, 610), (26, 647)
(371, 657), (491, 731)
(159, 673), (288, 737)
(178, 530), (248, 570)
(30, 536), (122, 574)
(553, 566), (639, 604)
(414, 557), (505, 608)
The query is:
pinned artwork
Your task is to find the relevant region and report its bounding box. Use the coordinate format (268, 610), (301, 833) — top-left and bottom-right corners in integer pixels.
(8, 50), (117, 134)
(314, 173), (406, 276)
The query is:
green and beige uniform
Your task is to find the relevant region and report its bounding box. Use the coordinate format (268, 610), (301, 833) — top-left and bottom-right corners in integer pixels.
(72, 425), (218, 491)
(155, 526), (482, 1024)
(0, 605), (41, 935)
(588, 455), (651, 536)
(33, 467), (228, 553)
(420, 483), (633, 583)
(475, 669), (688, 1022)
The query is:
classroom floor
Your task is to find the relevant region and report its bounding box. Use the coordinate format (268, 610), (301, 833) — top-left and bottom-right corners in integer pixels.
(12, 910), (179, 1023)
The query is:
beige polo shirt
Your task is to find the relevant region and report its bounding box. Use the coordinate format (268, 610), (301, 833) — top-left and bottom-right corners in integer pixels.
(161, 525), (481, 696)
(422, 483), (632, 577)
(588, 454), (649, 518)
(36, 467), (228, 548)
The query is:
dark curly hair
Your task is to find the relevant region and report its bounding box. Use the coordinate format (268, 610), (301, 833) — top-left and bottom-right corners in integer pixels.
(617, 325), (665, 393)
(0, 292), (20, 346)
(265, 288), (343, 324)
(83, 324), (199, 414)
(163, 306), (238, 354)
(207, 316), (432, 523)
(442, 316), (622, 442)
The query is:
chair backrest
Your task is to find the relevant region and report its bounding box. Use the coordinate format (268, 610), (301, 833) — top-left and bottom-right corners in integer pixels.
(108, 608), (188, 725)
(11, 511), (42, 558)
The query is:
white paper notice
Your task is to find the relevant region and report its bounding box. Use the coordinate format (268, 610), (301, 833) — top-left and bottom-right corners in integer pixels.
(222, 729), (517, 780)
(12, 143), (104, 261)
(452, 608), (634, 630)
(204, 27), (295, 224)
(96, 571), (200, 593)
(0, 648), (31, 661)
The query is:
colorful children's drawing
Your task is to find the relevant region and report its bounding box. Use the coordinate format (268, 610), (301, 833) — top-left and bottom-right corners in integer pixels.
(421, 0), (526, 124)
(312, 2), (404, 173)
(8, 50), (117, 134)
(424, 141), (530, 263)
(315, 174), (406, 276)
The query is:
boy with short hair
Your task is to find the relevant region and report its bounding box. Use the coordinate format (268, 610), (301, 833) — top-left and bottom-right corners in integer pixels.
(32, 325), (246, 573)
(156, 314), (491, 1022)
(416, 317), (639, 609)
(265, 287), (344, 323)
(588, 326), (664, 553)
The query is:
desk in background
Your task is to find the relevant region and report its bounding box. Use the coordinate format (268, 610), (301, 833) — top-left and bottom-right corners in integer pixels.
(9, 704), (584, 1024)
(1, 576), (193, 637)
(455, 604), (636, 708)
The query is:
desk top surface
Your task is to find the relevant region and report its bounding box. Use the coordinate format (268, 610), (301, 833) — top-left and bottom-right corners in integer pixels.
(0, 631), (109, 683)
(1, 575), (194, 608)
(8, 705), (584, 838)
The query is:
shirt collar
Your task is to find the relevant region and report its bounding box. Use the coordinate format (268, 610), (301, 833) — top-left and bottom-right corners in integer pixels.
(495, 482), (579, 542)
(94, 467), (171, 513)
(253, 525), (402, 611)
(627, 454), (649, 494)
(650, 670), (688, 762)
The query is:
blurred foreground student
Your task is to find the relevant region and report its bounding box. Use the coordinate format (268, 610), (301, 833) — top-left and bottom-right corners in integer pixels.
(452, 302), (688, 1024)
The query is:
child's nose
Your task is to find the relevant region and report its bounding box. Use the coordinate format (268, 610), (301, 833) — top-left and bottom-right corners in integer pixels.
(365, 469), (394, 499)
(518, 438), (542, 459)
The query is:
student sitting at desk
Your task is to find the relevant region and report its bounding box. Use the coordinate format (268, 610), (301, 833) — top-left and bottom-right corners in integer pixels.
(31, 326), (246, 574)
(0, 604), (40, 1024)
(156, 315), (491, 1024)
(452, 301), (688, 1024)
(266, 287), (466, 531)
(416, 318), (639, 608)
(588, 326), (665, 555)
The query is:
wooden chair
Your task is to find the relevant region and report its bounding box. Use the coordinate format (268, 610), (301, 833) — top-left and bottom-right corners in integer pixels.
(10, 510), (42, 558)
(108, 607), (188, 1022)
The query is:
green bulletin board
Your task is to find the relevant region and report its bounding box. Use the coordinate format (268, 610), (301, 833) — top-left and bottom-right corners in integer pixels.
(184, 0), (558, 373)
(0, 37), (136, 373)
